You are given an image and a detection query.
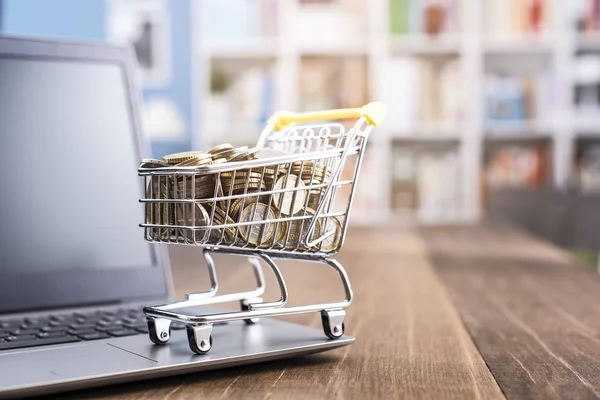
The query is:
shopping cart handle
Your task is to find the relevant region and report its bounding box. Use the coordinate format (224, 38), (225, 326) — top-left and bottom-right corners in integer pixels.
(268, 101), (387, 131)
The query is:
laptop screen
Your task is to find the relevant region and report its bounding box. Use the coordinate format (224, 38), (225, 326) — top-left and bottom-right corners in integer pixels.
(0, 56), (154, 274)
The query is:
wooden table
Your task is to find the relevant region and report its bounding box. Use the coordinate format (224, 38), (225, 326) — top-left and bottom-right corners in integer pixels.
(46, 223), (600, 399)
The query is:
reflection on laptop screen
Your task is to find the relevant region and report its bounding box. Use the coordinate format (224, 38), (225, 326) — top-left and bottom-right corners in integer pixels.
(0, 57), (153, 273)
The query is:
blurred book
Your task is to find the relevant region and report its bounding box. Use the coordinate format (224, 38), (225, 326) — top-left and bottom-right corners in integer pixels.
(389, 0), (461, 36)
(574, 53), (600, 118)
(576, 143), (600, 192)
(382, 57), (462, 129)
(300, 56), (368, 112)
(390, 145), (461, 220)
(573, 0), (600, 34)
(484, 71), (553, 125)
(417, 149), (461, 221)
(484, 143), (550, 189)
(203, 0), (278, 40)
(390, 147), (418, 211)
(484, 0), (552, 39)
(294, 0), (366, 47)
(205, 64), (275, 141)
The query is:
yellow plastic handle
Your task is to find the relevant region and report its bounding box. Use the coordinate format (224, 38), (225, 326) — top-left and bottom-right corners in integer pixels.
(267, 101), (387, 131)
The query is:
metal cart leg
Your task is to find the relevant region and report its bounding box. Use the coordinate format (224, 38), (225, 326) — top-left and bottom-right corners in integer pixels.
(145, 255), (353, 353)
(183, 248), (219, 300)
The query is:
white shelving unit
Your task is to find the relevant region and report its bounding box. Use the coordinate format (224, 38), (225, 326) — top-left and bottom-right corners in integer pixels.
(192, 0), (600, 226)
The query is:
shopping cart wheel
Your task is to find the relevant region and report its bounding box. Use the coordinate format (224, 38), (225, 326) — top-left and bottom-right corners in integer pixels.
(240, 298), (263, 325)
(321, 310), (346, 339)
(186, 324), (213, 355)
(147, 318), (172, 345)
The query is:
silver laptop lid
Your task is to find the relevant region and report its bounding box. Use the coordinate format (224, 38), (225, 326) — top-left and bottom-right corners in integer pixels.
(0, 36), (171, 313)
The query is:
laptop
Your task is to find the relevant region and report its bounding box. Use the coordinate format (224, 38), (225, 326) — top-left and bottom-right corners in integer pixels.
(0, 36), (353, 399)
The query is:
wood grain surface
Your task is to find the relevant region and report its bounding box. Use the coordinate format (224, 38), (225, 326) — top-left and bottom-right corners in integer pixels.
(425, 223), (600, 399)
(44, 228), (502, 400)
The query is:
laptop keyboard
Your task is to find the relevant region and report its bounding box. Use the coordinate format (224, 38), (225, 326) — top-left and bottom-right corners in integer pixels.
(0, 307), (186, 351)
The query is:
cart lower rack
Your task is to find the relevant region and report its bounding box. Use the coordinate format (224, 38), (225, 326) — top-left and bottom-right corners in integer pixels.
(139, 102), (386, 354)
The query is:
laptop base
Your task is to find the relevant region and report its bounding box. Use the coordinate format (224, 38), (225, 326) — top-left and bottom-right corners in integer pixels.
(0, 318), (353, 399)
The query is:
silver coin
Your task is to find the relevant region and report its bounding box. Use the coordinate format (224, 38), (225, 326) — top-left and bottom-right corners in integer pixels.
(273, 175), (307, 216)
(239, 203), (276, 246)
(174, 203), (210, 244)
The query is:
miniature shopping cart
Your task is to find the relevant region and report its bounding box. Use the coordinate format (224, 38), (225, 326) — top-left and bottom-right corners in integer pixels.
(139, 102), (386, 354)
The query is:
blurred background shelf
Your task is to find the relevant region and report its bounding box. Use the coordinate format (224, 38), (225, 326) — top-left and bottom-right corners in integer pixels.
(190, 0), (600, 226)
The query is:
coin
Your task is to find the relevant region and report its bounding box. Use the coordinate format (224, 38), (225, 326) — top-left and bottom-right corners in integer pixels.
(207, 207), (236, 244)
(175, 203), (210, 243)
(175, 155), (214, 167)
(145, 178), (172, 241)
(272, 175), (307, 215)
(228, 150), (252, 162)
(238, 203), (276, 247)
(284, 209), (322, 251)
(271, 220), (289, 247)
(175, 176), (216, 199)
(140, 159), (171, 168)
(210, 148), (238, 160)
(319, 216), (342, 253)
(207, 143), (233, 155)
(225, 198), (246, 219)
(163, 151), (209, 165)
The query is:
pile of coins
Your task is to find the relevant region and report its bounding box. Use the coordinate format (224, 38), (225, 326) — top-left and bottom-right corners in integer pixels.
(141, 143), (342, 253)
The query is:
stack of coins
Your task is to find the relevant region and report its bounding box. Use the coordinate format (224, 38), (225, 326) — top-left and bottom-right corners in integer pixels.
(141, 144), (342, 251)
(144, 176), (172, 241)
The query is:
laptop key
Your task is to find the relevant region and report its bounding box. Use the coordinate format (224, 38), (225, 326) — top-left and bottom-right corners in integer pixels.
(67, 328), (97, 335)
(77, 332), (110, 341)
(10, 328), (41, 336)
(107, 329), (138, 337)
(69, 322), (97, 330)
(48, 319), (70, 327)
(0, 336), (81, 351)
(37, 331), (68, 339)
(41, 325), (70, 333)
(96, 324), (124, 332)
(6, 335), (38, 342)
(0, 320), (21, 329)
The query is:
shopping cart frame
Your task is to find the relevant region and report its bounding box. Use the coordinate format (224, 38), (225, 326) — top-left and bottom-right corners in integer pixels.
(139, 102), (386, 354)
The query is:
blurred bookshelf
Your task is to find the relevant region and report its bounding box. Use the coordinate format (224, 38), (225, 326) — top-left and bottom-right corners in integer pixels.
(193, 0), (600, 226)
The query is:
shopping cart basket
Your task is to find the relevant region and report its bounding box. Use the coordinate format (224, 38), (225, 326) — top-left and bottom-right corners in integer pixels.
(139, 102), (386, 354)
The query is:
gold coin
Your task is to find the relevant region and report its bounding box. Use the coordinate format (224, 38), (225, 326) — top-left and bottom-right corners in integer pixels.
(225, 198), (246, 219)
(163, 151), (209, 165)
(207, 143), (233, 155)
(207, 208), (236, 244)
(210, 148), (237, 160)
(272, 175), (307, 215)
(228, 151), (252, 162)
(238, 203), (276, 247)
(175, 156), (215, 167)
(145, 179), (172, 241)
(221, 171), (264, 179)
